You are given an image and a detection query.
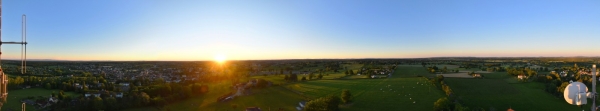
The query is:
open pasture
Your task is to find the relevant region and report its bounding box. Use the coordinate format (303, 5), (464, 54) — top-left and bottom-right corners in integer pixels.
(445, 73), (591, 111)
(286, 76), (444, 111)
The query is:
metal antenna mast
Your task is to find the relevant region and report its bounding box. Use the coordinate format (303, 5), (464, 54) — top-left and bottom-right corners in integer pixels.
(593, 64), (597, 111)
(0, 0), (30, 110)
(0, 15), (28, 73)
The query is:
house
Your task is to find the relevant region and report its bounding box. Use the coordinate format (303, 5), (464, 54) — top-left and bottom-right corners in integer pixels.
(115, 92), (124, 98)
(245, 107), (262, 111)
(120, 82), (130, 86)
(560, 71), (567, 77)
(84, 93), (101, 97)
(49, 97), (59, 103)
(299, 101), (306, 107)
(472, 74), (481, 78)
(517, 74), (527, 80)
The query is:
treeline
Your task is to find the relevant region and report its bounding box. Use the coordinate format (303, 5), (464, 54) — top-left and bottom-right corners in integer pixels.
(8, 75), (211, 111)
(537, 65), (598, 98)
(430, 76), (483, 111)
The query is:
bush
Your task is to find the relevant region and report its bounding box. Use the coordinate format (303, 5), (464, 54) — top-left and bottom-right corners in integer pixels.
(341, 89), (352, 104)
(255, 79), (268, 88)
(434, 97), (452, 111)
(305, 95), (340, 111)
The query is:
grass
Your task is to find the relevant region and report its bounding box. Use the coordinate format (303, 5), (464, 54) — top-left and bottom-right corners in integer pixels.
(251, 75), (286, 85)
(126, 64), (445, 111)
(393, 65), (435, 78)
(125, 81), (306, 111)
(282, 65), (446, 111)
(444, 72), (592, 111)
(3, 88), (78, 111)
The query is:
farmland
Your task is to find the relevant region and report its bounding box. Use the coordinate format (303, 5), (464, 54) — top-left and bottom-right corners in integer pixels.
(444, 72), (595, 111)
(284, 65), (445, 111)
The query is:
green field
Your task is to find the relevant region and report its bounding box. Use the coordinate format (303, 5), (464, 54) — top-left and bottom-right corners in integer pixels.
(393, 65), (434, 77)
(127, 64), (598, 111)
(3, 88), (78, 111)
(445, 72), (593, 111)
(283, 65), (445, 111)
(125, 81), (306, 111)
(285, 77), (444, 111)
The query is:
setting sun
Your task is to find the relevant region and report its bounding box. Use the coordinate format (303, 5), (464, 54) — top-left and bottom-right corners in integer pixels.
(214, 54), (227, 63)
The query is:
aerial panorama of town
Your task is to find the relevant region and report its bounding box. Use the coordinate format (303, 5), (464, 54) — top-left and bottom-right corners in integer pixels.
(0, 58), (598, 111)
(0, 0), (599, 111)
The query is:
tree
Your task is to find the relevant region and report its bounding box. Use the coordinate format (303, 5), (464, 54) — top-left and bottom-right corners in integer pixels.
(255, 79), (268, 88)
(151, 96), (166, 108)
(140, 92), (151, 105)
(104, 96), (118, 111)
(435, 75), (444, 83)
(341, 89), (352, 104)
(442, 66), (448, 73)
(301, 76), (307, 81)
(290, 74), (298, 82)
(434, 97), (452, 111)
(182, 85), (193, 97)
(92, 96), (104, 111)
(284, 74), (289, 81)
(318, 74), (323, 79)
(345, 70), (349, 75)
(304, 95), (340, 111)
(558, 82), (570, 94)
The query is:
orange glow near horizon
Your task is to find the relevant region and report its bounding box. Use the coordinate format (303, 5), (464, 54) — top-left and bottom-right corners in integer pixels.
(214, 54), (227, 64)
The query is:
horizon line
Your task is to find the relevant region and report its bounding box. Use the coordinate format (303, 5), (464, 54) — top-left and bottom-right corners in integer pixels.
(1, 56), (599, 62)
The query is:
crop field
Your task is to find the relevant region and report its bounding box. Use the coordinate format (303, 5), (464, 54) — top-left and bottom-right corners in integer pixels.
(444, 73), (593, 111)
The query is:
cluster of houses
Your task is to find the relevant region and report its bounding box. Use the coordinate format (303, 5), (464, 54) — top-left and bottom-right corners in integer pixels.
(20, 95), (60, 109)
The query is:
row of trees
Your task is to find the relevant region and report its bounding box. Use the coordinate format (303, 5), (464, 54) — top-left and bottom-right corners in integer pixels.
(304, 89), (352, 111)
(506, 67), (538, 77)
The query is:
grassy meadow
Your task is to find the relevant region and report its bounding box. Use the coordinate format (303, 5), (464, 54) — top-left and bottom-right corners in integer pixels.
(283, 65), (445, 111)
(444, 72), (593, 111)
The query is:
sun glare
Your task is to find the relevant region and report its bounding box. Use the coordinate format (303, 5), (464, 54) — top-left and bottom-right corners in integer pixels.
(214, 54), (227, 63)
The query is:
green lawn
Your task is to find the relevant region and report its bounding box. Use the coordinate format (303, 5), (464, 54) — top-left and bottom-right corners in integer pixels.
(393, 65), (435, 78)
(445, 73), (592, 111)
(3, 88), (78, 111)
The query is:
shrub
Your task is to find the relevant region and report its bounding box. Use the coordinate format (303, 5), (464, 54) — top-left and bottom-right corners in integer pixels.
(341, 89), (352, 104)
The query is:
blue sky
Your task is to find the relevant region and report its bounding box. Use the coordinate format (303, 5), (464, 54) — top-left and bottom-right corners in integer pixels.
(2, 0), (599, 61)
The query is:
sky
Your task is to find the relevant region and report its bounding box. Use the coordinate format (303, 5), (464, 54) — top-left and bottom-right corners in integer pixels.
(1, 0), (600, 61)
